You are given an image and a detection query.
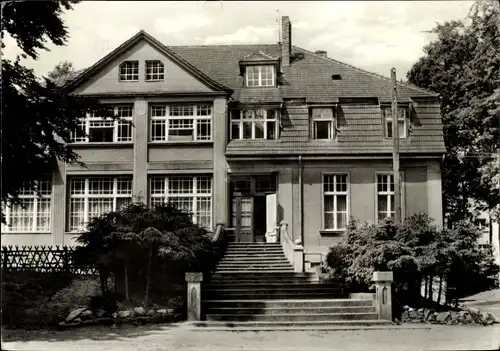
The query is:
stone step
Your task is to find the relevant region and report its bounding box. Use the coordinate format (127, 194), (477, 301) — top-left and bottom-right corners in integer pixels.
(210, 272), (318, 279)
(205, 312), (379, 322)
(202, 299), (373, 308)
(205, 306), (375, 315)
(216, 264), (293, 269)
(214, 270), (297, 274)
(228, 243), (282, 246)
(203, 292), (349, 300)
(224, 250), (285, 254)
(187, 320), (397, 331)
(205, 283), (342, 290)
(208, 279), (320, 285)
(205, 286), (343, 294)
(217, 260), (291, 265)
(220, 256), (288, 261)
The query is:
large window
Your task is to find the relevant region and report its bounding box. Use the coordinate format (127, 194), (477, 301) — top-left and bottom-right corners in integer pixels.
(3, 178), (52, 233)
(230, 109), (279, 140)
(323, 174), (348, 230)
(377, 174), (395, 221)
(145, 60), (165, 81)
(119, 61), (139, 81)
(68, 176), (132, 232)
(245, 65), (275, 87)
(150, 104), (212, 142)
(150, 176), (212, 228)
(71, 106), (133, 143)
(312, 107), (337, 140)
(382, 106), (408, 139)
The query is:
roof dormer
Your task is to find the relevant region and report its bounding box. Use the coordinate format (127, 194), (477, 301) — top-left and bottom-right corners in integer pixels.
(239, 51), (280, 88)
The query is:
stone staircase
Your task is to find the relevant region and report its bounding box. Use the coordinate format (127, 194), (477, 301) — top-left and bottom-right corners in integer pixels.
(192, 242), (393, 331)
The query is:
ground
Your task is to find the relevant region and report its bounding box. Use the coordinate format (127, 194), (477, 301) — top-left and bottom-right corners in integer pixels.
(2, 290), (500, 351)
(2, 324), (499, 351)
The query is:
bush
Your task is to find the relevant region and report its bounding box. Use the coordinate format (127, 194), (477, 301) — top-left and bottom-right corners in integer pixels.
(325, 214), (500, 311)
(73, 202), (222, 308)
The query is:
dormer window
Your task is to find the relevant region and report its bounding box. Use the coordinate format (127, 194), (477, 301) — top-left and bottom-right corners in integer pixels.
(146, 60), (164, 81)
(119, 61), (139, 81)
(312, 107), (337, 140)
(246, 66), (275, 87)
(382, 106), (408, 139)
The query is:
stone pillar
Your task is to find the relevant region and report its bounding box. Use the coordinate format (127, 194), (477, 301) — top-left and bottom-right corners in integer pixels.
(186, 272), (203, 321)
(212, 97), (228, 228)
(293, 241), (304, 273)
(133, 98), (148, 203)
(427, 162), (443, 228)
(52, 160), (66, 246)
(372, 271), (393, 321)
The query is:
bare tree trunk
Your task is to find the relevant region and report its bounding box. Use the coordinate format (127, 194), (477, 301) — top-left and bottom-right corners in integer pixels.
(428, 276), (434, 302)
(124, 263), (129, 301)
(424, 276), (428, 299)
(144, 246), (153, 307)
(437, 275), (443, 305)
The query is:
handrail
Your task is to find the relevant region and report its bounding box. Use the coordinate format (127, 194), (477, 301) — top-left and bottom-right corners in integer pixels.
(279, 220), (304, 272)
(212, 223), (225, 243)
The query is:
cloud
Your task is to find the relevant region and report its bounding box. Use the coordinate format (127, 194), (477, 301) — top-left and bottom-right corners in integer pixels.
(155, 14), (213, 35)
(203, 26), (277, 45)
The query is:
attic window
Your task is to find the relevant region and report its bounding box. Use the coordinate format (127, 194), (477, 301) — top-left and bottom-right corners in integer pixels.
(246, 66), (275, 87)
(331, 74), (342, 80)
(146, 60), (164, 81)
(119, 61), (139, 81)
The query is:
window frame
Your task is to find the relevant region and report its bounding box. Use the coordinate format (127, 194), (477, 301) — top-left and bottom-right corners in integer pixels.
(145, 60), (165, 81)
(321, 172), (350, 231)
(67, 176), (133, 232)
(311, 106), (337, 140)
(382, 106), (408, 139)
(149, 104), (213, 142)
(245, 65), (275, 87)
(119, 61), (139, 82)
(71, 106), (134, 144)
(2, 178), (52, 233)
(230, 109), (279, 140)
(149, 175), (213, 229)
(375, 172), (405, 222)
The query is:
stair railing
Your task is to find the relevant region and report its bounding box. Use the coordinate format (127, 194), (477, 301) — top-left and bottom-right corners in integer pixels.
(279, 220), (304, 272)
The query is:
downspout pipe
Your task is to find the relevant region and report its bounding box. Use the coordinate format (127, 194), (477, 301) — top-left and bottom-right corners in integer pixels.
(298, 155), (304, 245)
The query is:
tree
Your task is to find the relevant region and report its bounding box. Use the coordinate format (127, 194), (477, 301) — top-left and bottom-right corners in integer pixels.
(47, 60), (75, 82)
(407, 0), (500, 224)
(1, 1), (114, 218)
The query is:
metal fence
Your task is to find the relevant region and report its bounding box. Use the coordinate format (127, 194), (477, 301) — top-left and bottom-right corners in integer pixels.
(1, 245), (98, 275)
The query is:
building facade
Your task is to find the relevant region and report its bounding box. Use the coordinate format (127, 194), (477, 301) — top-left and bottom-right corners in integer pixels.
(1, 17), (446, 269)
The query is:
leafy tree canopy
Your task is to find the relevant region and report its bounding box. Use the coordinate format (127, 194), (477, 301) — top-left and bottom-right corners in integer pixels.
(407, 0), (500, 223)
(47, 60), (75, 81)
(1, 1), (115, 216)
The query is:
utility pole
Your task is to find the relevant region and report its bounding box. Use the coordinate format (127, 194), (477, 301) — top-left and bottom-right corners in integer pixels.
(391, 68), (402, 223)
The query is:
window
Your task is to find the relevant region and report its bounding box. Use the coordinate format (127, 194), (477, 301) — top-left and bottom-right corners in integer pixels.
(68, 176), (132, 232)
(3, 178), (52, 232)
(150, 104), (212, 142)
(119, 61), (139, 81)
(245, 65), (275, 87)
(323, 174), (348, 230)
(312, 107), (336, 140)
(71, 106), (133, 143)
(230, 109), (279, 140)
(145, 60), (164, 81)
(377, 174), (395, 221)
(382, 106), (408, 139)
(150, 176), (212, 228)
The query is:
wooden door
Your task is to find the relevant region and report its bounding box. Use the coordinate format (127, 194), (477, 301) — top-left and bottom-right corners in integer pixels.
(232, 196), (254, 242)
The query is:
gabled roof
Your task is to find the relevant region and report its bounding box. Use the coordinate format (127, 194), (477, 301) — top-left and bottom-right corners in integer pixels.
(62, 30), (232, 94)
(58, 33), (438, 103)
(241, 51), (279, 62)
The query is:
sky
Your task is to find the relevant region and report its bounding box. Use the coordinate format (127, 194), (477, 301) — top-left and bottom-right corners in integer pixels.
(3, 1), (474, 80)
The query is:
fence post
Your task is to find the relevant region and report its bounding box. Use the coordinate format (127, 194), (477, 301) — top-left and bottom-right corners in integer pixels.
(63, 246), (70, 273)
(372, 271), (393, 321)
(185, 272), (203, 321)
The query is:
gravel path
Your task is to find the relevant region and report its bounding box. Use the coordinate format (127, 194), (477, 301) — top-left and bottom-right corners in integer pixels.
(2, 324), (499, 351)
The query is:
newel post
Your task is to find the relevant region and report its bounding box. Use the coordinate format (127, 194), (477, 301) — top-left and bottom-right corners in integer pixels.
(293, 239), (304, 273)
(185, 272), (203, 321)
(372, 271), (393, 321)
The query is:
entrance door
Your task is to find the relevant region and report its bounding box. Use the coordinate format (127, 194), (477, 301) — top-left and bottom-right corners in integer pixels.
(232, 196), (254, 242)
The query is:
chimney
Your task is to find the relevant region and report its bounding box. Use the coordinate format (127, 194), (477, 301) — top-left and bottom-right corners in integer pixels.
(315, 50), (327, 58)
(281, 16), (292, 67)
